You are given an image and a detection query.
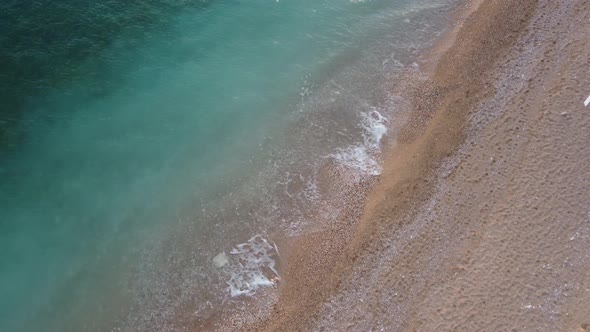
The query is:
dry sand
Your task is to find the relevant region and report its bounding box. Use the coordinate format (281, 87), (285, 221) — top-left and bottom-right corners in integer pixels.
(229, 0), (590, 330)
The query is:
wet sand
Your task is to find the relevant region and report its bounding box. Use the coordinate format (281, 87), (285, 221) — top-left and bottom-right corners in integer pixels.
(223, 0), (590, 330)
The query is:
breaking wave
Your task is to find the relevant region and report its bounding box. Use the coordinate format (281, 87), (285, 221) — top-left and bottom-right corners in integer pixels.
(222, 235), (280, 297)
(330, 110), (388, 177)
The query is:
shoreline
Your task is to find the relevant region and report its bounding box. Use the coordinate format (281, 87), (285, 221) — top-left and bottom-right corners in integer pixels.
(3, 2), (462, 331)
(232, 0), (590, 330)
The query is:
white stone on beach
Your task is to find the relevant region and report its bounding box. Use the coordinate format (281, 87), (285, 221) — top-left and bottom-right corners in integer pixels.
(213, 252), (229, 268)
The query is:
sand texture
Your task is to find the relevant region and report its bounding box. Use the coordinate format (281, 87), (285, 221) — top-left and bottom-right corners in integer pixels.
(231, 0), (590, 330)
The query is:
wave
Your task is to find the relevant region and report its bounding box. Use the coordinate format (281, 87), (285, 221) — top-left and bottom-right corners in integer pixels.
(223, 235), (280, 298)
(329, 110), (388, 178)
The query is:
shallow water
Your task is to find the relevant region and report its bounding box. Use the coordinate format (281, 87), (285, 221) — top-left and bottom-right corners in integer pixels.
(0, 0), (455, 331)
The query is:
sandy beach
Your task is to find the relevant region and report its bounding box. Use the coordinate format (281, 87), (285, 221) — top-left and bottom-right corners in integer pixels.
(230, 0), (590, 330)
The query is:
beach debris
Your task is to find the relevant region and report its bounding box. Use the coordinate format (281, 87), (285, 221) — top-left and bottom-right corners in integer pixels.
(273, 241), (281, 258)
(585, 95), (590, 107)
(212, 252), (229, 268)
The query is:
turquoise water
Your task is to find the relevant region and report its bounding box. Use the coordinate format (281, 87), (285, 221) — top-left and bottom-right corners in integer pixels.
(0, 0), (455, 331)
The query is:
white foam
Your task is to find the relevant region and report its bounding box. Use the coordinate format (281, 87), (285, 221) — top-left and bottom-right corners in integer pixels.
(225, 235), (279, 297)
(332, 145), (381, 176)
(360, 110), (388, 150)
(303, 177), (321, 202)
(330, 110), (388, 177)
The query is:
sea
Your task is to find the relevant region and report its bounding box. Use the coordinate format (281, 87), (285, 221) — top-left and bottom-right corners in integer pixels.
(0, 0), (457, 331)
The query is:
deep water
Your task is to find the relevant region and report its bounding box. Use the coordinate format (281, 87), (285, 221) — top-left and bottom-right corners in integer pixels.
(0, 0), (455, 331)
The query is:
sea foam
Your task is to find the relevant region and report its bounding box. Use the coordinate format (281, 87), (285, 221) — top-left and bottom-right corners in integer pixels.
(225, 235), (280, 297)
(330, 110), (388, 177)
